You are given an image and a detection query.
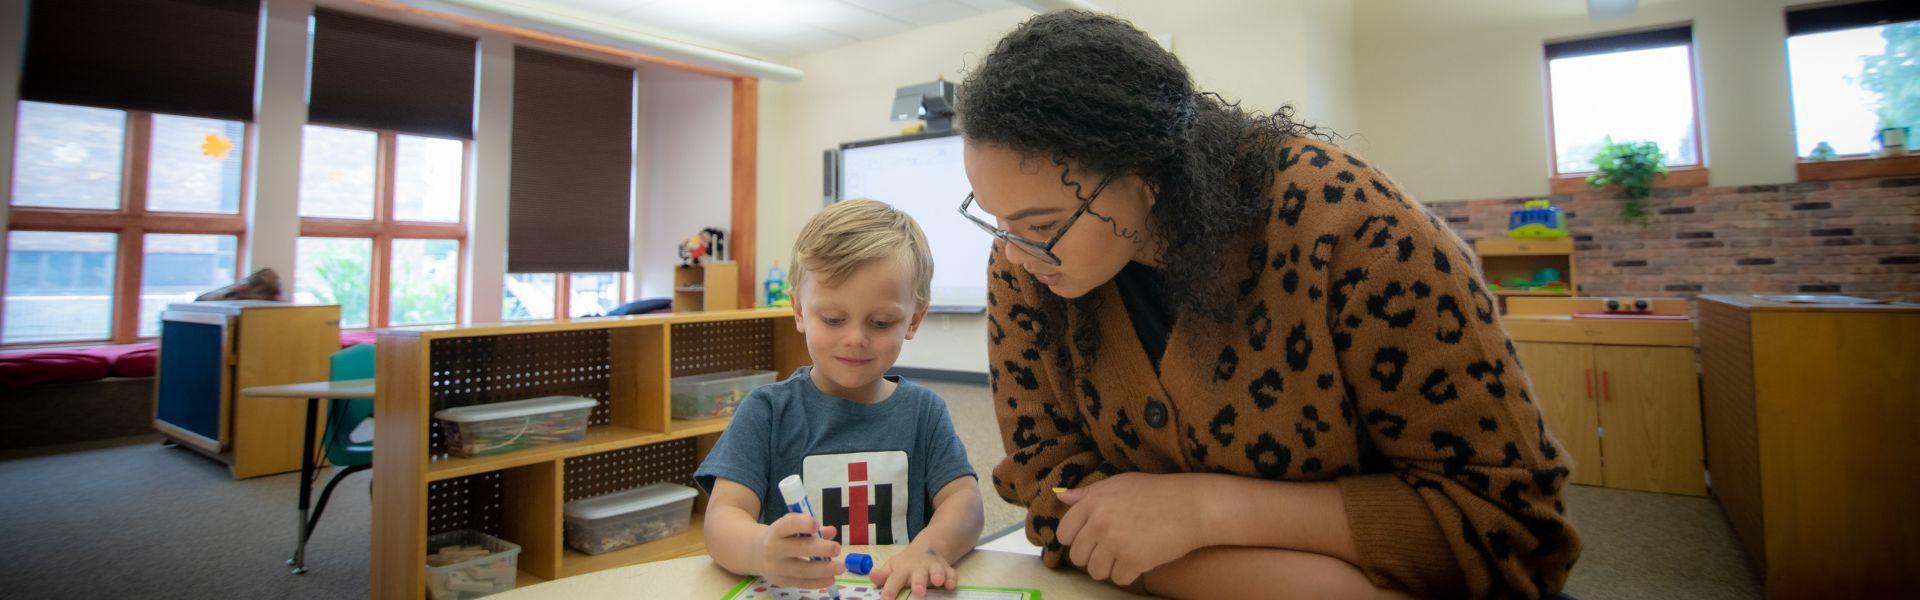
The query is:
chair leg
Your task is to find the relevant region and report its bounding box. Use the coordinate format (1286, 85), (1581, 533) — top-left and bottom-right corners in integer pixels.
(291, 463), (371, 574)
(306, 464), (371, 534)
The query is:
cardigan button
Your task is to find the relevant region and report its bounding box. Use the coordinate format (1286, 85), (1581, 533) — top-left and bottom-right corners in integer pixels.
(1144, 398), (1168, 429)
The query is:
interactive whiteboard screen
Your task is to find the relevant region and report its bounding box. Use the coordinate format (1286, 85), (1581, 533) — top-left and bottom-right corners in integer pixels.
(838, 132), (984, 311)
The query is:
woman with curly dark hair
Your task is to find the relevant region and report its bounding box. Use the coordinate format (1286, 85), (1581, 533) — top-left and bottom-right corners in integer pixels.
(961, 11), (1580, 600)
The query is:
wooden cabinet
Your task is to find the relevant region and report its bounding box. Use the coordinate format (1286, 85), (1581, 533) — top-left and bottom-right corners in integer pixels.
(1506, 297), (1704, 496)
(153, 301), (341, 479)
(1697, 295), (1920, 598)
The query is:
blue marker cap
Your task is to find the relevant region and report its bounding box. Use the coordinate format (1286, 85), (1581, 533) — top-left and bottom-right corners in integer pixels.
(845, 553), (873, 576)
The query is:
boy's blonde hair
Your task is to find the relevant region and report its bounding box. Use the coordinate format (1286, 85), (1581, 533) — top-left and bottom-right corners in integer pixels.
(791, 199), (934, 310)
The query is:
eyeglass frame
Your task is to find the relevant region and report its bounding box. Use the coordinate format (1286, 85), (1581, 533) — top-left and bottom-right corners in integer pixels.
(957, 176), (1115, 267)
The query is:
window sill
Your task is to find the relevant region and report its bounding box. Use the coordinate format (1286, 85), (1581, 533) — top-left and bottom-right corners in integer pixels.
(1550, 167), (1709, 195)
(1796, 154), (1920, 182)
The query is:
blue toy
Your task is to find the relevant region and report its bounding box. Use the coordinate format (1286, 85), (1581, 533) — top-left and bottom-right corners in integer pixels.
(763, 262), (791, 307)
(1508, 199), (1569, 239)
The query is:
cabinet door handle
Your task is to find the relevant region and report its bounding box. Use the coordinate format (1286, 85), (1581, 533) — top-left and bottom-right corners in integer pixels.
(1602, 371), (1612, 403)
(1584, 368), (1593, 400)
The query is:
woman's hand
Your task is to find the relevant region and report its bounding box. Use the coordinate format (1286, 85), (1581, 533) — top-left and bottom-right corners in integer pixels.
(871, 545), (960, 599)
(755, 513), (843, 589)
(1056, 472), (1210, 586)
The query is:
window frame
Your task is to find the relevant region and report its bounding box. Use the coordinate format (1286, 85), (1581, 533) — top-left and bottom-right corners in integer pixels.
(4, 107), (251, 346)
(297, 124), (469, 330)
(1783, 6), (1920, 182)
(1542, 27), (1709, 184)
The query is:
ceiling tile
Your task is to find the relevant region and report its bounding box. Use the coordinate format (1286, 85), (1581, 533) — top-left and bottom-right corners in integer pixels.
(889, 1), (983, 27)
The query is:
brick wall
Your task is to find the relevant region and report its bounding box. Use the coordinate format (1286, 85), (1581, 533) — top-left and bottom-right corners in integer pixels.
(1424, 176), (1920, 303)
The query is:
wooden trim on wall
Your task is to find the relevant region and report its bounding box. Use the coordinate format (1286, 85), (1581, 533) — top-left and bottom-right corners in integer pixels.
(1551, 166), (1710, 195)
(351, 0), (748, 80)
(731, 77), (758, 309)
(1796, 154), (1920, 182)
(7, 209), (247, 233)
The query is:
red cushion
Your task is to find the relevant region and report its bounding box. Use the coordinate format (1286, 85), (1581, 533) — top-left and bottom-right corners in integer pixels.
(339, 330), (378, 348)
(0, 351), (111, 389)
(111, 345), (158, 378)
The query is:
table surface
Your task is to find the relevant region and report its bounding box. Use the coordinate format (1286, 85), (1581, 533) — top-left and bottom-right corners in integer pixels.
(240, 378), (374, 399)
(489, 546), (1139, 599)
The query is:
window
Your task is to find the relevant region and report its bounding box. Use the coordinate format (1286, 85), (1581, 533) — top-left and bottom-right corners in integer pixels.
(502, 272), (627, 320)
(296, 125), (466, 329)
(148, 115), (246, 213)
(1787, 2), (1919, 158)
(11, 102), (124, 210)
(139, 233), (238, 337)
(389, 239), (458, 326)
(3, 101), (247, 345)
(299, 125), (377, 220)
(503, 273), (556, 320)
(3, 231), (117, 344)
(568, 272), (623, 318)
(294, 237), (373, 328)
(1545, 27), (1702, 175)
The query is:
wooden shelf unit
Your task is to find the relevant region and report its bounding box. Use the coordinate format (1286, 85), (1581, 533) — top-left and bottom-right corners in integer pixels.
(372, 308), (808, 600)
(1474, 238), (1577, 312)
(673, 262), (740, 312)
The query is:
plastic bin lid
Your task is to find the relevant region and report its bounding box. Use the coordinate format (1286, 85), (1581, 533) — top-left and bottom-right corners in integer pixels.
(433, 395), (599, 423)
(672, 369), (775, 384)
(564, 482), (698, 521)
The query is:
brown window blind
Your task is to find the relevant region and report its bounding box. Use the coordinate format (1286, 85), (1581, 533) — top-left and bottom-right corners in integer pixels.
(508, 47), (634, 274)
(309, 9), (477, 139)
(21, 0), (260, 121)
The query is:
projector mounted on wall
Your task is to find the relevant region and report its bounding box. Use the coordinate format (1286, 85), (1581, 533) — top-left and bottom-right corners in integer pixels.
(891, 79), (956, 133)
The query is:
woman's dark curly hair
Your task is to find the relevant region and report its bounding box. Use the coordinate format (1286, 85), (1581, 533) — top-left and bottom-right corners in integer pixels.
(957, 10), (1330, 366)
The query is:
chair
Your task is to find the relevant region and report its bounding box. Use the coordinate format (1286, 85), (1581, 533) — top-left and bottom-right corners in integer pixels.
(289, 343), (374, 574)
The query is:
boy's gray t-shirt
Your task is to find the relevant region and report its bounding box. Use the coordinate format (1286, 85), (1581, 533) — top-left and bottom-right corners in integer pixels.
(694, 366), (975, 544)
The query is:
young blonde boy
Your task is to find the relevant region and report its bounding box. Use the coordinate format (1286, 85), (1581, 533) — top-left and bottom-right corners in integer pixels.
(696, 200), (985, 599)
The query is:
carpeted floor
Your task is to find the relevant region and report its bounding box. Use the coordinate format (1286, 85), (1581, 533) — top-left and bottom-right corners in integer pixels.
(0, 380), (1761, 599)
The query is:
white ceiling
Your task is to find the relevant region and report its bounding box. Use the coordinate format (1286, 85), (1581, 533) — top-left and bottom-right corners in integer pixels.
(521, 0), (1020, 59)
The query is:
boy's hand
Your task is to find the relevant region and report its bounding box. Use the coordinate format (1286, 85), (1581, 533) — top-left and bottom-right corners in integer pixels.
(871, 546), (958, 599)
(756, 513), (844, 589)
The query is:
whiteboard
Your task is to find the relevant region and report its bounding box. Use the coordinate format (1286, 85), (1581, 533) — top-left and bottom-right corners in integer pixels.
(838, 132), (985, 311)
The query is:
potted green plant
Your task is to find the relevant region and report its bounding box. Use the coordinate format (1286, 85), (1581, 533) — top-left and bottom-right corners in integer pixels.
(1585, 137), (1667, 224)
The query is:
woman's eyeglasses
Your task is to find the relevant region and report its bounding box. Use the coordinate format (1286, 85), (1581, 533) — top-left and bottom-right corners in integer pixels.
(957, 177), (1113, 267)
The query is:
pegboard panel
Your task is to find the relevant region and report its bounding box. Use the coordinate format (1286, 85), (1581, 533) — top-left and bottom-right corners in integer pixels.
(427, 471), (504, 538)
(563, 438), (698, 503)
(427, 329), (614, 456)
(670, 318), (776, 377)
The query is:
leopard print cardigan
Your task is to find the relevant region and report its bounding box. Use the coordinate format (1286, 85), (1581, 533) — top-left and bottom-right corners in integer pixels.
(986, 137), (1580, 598)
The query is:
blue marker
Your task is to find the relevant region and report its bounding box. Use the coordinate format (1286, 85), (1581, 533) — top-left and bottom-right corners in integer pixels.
(779, 474), (842, 600)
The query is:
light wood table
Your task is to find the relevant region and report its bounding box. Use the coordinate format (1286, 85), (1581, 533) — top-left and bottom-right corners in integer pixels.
(489, 545), (1139, 599)
(241, 378), (375, 574)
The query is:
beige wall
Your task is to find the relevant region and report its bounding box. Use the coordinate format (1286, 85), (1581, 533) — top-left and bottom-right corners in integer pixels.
(758, 1), (1359, 372)
(1354, 0), (1815, 202)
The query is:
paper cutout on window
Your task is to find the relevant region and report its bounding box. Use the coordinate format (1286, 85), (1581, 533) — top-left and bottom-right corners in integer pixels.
(201, 133), (234, 159)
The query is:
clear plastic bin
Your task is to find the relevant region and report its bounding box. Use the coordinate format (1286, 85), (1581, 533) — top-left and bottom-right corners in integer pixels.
(434, 396), (598, 458)
(670, 370), (775, 420)
(563, 482), (698, 555)
(425, 529), (521, 600)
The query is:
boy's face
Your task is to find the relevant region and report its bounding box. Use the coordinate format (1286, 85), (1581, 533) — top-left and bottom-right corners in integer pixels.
(792, 257), (928, 396)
